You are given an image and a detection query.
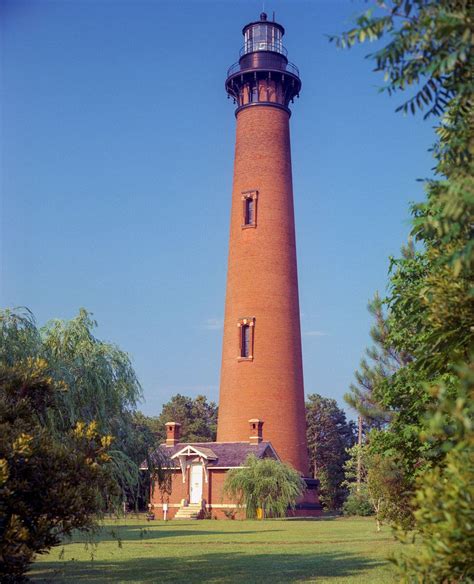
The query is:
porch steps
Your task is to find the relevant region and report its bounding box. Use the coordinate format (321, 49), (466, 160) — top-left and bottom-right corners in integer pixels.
(174, 504), (202, 520)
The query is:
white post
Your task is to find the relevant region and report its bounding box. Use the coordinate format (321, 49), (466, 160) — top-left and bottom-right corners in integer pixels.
(163, 503), (168, 521)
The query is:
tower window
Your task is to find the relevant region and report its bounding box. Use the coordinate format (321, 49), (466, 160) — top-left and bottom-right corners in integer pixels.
(251, 84), (258, 103)
(241, 325), (250, 357)
(241, 190), (258, 228)
(237, 317), (255, 360)
(245, 198), (254, 225)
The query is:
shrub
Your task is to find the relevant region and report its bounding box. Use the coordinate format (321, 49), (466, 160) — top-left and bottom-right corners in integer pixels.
(343, 492), (374, 516)
(0, 362), (118, 581)
(394, 369), (474, 582)
(344, 445), (413, 530)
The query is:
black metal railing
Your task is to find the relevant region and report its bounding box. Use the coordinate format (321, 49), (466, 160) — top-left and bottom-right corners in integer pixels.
(227, 59), (300, 79)
(239, 41), (288, 58)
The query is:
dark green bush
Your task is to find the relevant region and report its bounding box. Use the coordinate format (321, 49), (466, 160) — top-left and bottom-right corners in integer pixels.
(343, 492), (374, 517)
(0, 362), (118, 581)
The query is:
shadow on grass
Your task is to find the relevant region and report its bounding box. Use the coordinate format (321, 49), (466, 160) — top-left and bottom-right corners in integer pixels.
(32, 550), (385, 583)
(66, 524), (282, 544)
(282, 515), (341, 521)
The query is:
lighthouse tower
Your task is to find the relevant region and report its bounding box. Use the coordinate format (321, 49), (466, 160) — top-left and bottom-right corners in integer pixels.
(147, 13), (319, 518)
(217, 13), (309, 475)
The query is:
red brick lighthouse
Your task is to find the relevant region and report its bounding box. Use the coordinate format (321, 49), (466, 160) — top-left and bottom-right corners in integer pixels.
(146, 13), (319, 520)
(217, 12), (309, 475)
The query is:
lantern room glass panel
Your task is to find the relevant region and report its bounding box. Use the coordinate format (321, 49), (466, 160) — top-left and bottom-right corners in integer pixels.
(244, 23), (283, 55)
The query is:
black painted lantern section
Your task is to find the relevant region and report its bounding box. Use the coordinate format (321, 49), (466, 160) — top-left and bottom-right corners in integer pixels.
(225, 12), (301, 115)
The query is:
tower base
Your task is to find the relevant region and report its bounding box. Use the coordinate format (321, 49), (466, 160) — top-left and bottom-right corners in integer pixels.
(287, 478), (323, 517)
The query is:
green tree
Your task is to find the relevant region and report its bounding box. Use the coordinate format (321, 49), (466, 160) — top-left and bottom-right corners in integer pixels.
(333, 0), (473, 373)
(141, 393), (218, 444)
(344, 445), (411, 531)
(346, 291), (412, 430)
(0, 308), (163, 506)
(330, 0), (471, 119)
(394, 362), (474, 582)
(333, 0), (473, 573)
(0, 360), (118, 582)
(223, 455), (305, 519)
(332, 0), (473, 344)
(305, 394), (356, 510)
(338, 0), (473, 476)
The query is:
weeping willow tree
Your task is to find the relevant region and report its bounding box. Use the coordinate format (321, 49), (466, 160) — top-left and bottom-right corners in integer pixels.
(223, 455), (305, 519)
(0, 307), (165, 505)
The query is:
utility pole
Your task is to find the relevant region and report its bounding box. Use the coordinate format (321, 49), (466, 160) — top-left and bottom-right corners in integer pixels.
(356, 415), (363, 492)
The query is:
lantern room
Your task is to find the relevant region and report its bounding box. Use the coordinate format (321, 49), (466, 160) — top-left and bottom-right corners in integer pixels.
(242, 13), (285, 56)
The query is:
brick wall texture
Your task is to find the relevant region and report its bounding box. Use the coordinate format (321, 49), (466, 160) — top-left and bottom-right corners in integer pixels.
(217, 104), (309, 475)
(150, 469), (246, 519)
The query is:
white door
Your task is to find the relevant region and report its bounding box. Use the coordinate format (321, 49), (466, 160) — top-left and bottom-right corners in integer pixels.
(190, 464), (203, 504)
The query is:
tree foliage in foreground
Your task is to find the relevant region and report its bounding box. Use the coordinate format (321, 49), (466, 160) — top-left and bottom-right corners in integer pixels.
(334, 0), (473, 578)
(329, 0), (471, 119)
(223, 455), (304, 519)
(0, 360), (117, 582)
(305, 394), (355, 510)
(393, 362), (474, 582)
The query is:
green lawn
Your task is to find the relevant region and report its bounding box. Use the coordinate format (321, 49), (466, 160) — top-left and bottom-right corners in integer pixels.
(32, 517), (401, 583)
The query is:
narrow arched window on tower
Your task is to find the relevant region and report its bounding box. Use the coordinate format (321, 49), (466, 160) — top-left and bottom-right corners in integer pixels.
(241, 191), (258, 228)
(241, 324), (250, 358)
(251, 83), (258, 103)
(237, 317), (255, 360)
(245, 197), (255, 225)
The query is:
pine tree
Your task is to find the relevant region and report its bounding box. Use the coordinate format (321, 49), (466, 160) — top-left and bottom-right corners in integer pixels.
(305, 394), (356, 509)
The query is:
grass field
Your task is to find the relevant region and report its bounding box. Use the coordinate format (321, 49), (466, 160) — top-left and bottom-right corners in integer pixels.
(32, 517), (401, 583)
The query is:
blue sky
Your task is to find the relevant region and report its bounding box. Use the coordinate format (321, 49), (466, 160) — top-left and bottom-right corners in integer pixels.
(1, 0), (435, 419)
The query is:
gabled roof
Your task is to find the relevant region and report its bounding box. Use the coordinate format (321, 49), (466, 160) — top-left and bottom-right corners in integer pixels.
(171, 444), (217, 460)
(142, 441), (279, 470)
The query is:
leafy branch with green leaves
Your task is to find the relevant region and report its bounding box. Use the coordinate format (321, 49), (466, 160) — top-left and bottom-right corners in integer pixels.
(332, 0), (472, 578)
